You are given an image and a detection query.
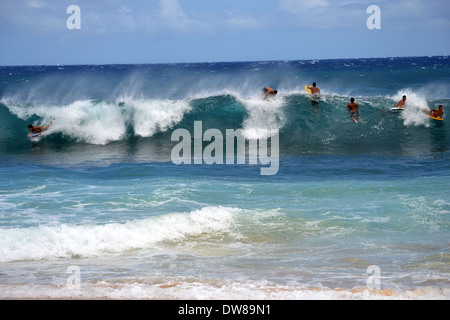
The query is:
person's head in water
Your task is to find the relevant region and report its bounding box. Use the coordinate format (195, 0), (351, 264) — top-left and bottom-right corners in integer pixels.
(350, 98), (355, 103)
(313, 82), (317, 87)
(28, 124), (42, 134)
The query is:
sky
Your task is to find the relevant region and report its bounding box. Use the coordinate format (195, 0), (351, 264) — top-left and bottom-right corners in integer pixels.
(0, 0), (449, 65)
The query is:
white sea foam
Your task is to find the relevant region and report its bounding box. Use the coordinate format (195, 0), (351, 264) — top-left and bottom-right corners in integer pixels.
(0, 206), (239, 262)
(237, 95), (286, 140)
(125, 98), (191, 137)
(3, 97), (192, 144)
(52, 100), (127, 145)
(0, 278), (448, 300)
(390, 90), (431, 127)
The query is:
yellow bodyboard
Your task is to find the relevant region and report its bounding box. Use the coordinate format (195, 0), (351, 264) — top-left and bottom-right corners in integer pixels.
(429, 115), (444, 121)
(304, 85), (312, 94)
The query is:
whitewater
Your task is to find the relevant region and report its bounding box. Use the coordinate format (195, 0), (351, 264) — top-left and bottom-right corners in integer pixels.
(0, 56), (449, 300)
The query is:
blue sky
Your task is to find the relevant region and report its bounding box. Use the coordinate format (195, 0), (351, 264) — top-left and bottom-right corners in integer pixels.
(0, 0), (449, 65)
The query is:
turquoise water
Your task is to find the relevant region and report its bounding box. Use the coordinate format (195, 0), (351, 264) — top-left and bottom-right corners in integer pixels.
(0, 57), (449, 299)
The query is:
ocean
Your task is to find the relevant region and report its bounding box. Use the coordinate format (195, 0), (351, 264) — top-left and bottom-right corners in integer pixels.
(0, 56), (449, 300)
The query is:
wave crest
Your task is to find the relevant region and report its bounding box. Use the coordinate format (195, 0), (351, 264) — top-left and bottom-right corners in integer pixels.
(0, 206), (240, 262)
(1, 91), (448, 156)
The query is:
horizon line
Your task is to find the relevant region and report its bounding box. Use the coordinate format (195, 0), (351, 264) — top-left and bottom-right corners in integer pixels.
(0, 54), (448, 68)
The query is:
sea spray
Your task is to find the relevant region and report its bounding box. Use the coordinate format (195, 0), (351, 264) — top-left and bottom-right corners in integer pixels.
(126, 98), (192, 137)
(237, 94), (286, 140)
(391, 90), (431, 127)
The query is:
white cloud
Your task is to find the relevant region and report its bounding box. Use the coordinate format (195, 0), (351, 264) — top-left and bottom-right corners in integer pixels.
(277, 0), (367, 29)
(223, 10), (264, 30)
(27, 0), (48, 9)
(136, 0), (207, 35)
(136, 0), (270, 36)
(276, 0), (450, 30)
(158, 0), (186, 20)
(157, 0), (204, 30)
(0, 0), (64, 34)
(278, 0), (330, 14)
(376, 0), (450, 30)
